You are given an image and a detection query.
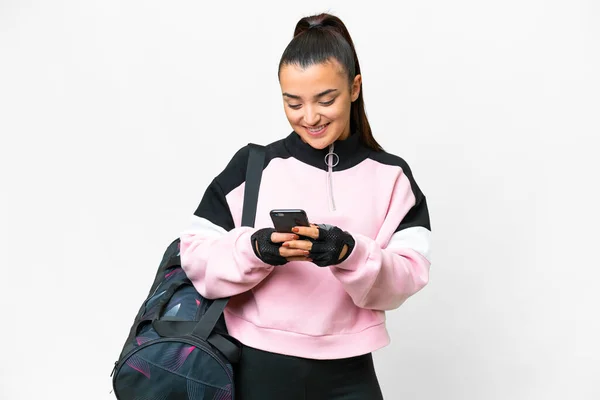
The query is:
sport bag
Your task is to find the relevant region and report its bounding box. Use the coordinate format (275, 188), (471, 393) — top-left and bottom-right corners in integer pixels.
(111, 144), (265, 399)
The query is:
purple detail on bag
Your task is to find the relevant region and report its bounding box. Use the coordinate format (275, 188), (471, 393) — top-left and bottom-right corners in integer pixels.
(125, 355), (150, 378)
(212, 384), (232, 400)
(136, 336), (153, 346)
(165, 268), (184, 279)
(187, 378), (206, 398)
(162, 345), (195, 371)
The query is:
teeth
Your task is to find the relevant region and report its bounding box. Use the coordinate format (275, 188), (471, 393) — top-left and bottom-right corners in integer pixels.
(309, 124), (326, 132)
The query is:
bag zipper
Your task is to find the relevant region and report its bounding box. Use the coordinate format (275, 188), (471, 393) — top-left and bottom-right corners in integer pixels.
(111, 336), (233, 397)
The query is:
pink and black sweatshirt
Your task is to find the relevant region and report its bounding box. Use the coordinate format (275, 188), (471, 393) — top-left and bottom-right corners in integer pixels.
(180, 131), (432, 360)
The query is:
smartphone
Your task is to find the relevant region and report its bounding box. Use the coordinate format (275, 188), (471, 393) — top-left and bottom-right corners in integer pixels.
(270, 209), (310, 233)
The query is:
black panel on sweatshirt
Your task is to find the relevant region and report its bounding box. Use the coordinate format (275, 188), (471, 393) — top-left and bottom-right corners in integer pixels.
(194, 131), (430, 233)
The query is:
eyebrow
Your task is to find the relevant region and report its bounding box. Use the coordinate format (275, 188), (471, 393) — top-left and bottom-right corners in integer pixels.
(282, 89), (338, 100)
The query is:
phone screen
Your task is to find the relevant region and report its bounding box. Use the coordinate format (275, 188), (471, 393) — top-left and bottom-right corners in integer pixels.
(270, 209), (310, 233)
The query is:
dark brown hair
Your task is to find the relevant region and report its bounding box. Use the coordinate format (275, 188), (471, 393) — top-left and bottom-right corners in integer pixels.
(278, 13), (383, 151)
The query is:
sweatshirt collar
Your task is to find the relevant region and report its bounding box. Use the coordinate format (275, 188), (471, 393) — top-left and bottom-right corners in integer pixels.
(283, 131), (371, 171)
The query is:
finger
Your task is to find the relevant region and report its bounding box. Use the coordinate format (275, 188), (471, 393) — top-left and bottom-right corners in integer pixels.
(281, 240), (313, 251)
(271, 232), (299, 243)
(279, 247), (310, 258)
(292, 225), (319, 239)
(286, 256), (313, 262)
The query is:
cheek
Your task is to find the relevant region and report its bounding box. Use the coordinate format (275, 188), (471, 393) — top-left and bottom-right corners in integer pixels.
(283, 107), (302, 124)
(323, 104), (349, 122)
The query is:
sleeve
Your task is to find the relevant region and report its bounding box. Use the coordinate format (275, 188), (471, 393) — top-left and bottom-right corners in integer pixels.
(179, 147), (274, 299)
(330, 162), (432, 311)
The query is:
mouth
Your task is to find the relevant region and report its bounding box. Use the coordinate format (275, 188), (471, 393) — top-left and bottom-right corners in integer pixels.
(304, 123), (330, 137)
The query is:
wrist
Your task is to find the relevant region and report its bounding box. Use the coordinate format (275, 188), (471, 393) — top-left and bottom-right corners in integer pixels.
(336, 233), (355, 264)
(251, 228), (287, 266)
(236, 229), (270, 268)
(333, 234), (363, 270)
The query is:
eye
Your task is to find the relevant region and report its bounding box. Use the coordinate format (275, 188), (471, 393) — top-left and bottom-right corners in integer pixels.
(319, 99), (335, 106)
(287, 104), (302, 110)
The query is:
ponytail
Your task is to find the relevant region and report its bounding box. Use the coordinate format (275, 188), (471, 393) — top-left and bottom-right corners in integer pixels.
(278, 13), (383, 151)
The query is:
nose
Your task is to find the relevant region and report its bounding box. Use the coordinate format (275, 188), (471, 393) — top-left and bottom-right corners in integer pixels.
(303, 106), (320, 126)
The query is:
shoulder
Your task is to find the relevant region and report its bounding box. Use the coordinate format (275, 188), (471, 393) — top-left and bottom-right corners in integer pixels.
(367, 149), (427, 197)
(212, 145), (252, 196)
(214, 138), (290, 195)
(367, 150), (415, 177)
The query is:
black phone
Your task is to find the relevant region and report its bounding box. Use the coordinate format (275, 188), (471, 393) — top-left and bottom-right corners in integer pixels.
(270, 209), (310, 233)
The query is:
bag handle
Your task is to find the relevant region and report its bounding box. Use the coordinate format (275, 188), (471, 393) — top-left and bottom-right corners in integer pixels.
(152, 320), (242, 363)
(191, 143), (266, 341)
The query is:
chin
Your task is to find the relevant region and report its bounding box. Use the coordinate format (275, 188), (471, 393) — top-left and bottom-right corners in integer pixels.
(295, 126), (341, 150)
(305, 138), (331, 150)
(297, 134), (334, 150)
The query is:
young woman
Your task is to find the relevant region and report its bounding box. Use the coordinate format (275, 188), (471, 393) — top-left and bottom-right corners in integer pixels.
(180, 12), (432, 400)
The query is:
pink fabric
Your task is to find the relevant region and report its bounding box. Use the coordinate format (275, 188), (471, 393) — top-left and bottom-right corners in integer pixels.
(179, 157), (431, 359)
(180, 228), (273, 299)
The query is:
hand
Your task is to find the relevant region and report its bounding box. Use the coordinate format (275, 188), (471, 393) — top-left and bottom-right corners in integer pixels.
(283, 224), (355, 267)
(251, 228), (312, 266)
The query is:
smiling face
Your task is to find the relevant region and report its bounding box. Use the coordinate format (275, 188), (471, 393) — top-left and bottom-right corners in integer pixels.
(279, 59), (361, 150)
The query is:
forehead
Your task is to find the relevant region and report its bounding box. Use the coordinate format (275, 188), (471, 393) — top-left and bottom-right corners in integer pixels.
(279, 60), (347, 95)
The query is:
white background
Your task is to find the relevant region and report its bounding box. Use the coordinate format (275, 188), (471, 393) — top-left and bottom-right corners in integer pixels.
(1, 1), (599, 399)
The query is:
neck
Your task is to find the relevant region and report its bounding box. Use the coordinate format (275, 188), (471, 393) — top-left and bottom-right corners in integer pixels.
(284, 130), (370, 172)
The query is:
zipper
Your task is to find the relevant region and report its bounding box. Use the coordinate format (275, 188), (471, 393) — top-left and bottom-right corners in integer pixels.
(111, 337), (233, 397)
(325, 143), (339, 211)
(110, 360), (118, 377)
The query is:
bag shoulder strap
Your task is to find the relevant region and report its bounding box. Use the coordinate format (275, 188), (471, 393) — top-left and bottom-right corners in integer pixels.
(242, 143), (266, 227)
(192, 143), (265, 341)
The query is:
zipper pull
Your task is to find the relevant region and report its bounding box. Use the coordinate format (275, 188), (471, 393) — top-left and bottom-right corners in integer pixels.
(110, 360), (118, 377)
(324, 144), (339, 211)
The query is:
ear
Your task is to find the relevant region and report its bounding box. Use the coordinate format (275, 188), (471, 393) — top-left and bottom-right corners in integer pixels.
(351, 74), (362, 102)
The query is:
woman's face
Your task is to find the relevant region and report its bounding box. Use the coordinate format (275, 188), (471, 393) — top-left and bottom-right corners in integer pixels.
(279, 59), (361, 150)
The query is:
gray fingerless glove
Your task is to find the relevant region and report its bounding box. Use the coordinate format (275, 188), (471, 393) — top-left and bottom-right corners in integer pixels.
(251, 228), (287, 266)
(309, 224), (355, 267)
